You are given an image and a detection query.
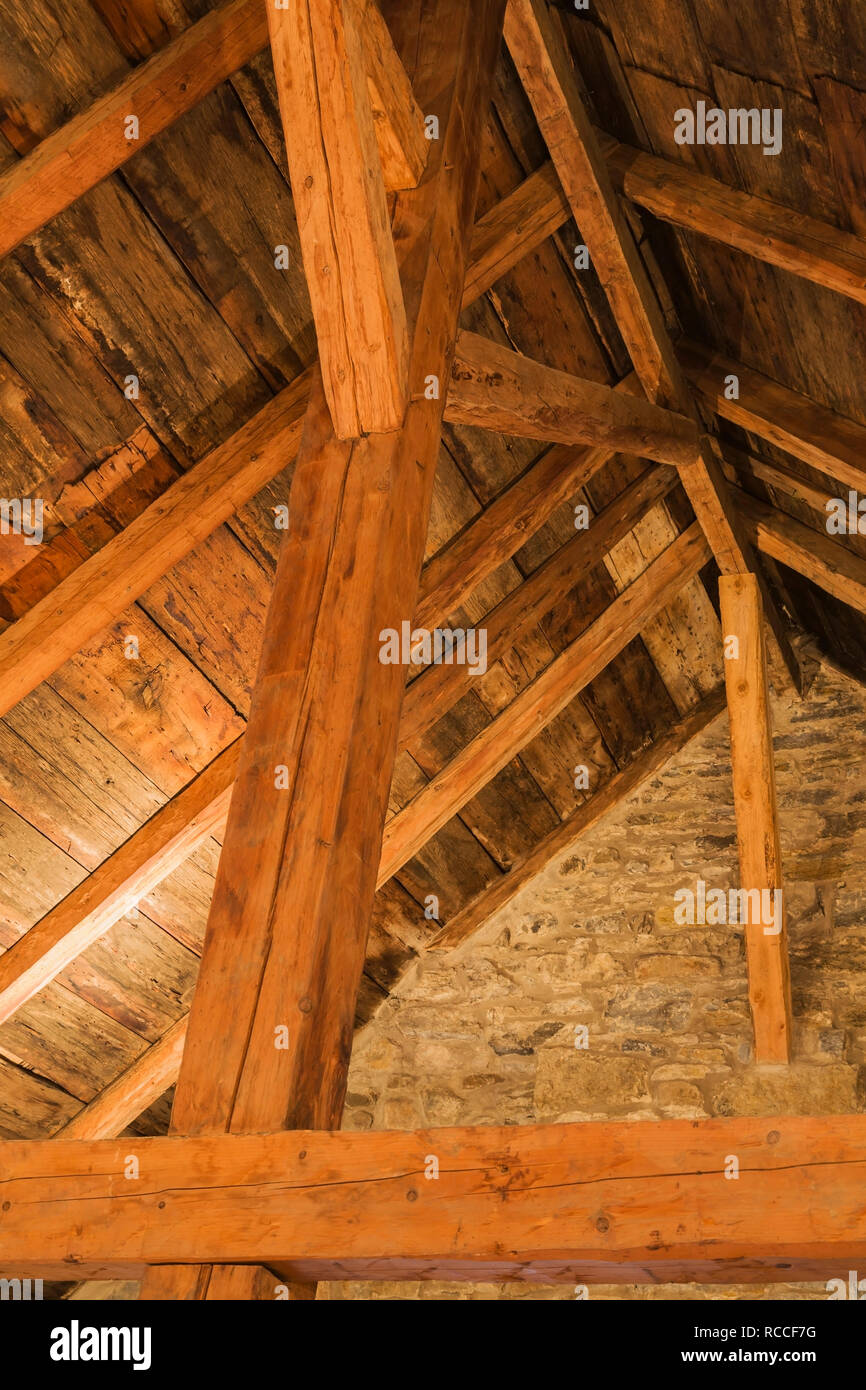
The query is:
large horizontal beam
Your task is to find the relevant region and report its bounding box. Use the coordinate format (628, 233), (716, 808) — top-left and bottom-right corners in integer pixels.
(379, 523), (711, 883)
(0, 0), (426, 260)
(681, 341), (866, 494)
(446, 330), (701, 467)
(3, 1116), (865, 1281)
(0, 158), (560, 721)
(602, 133), (866, 308)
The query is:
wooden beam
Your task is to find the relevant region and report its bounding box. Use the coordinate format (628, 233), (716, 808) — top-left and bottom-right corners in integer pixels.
(462, 158), (570, 305)
(0, 0), (431, 261)
(361, 0), (428, 190)
(5, 1117), (866, 1281)
(602, 132), (866, 308)
(0, 370), (312, 721)
(0, 157), (560, 721)
(430, 687), (726, 950)
(681, 341), (866, 494)
(503, 0), (800, 691)
(737, 488), (866, 618)
(268, 0), (409, 436)
(0, 746), (238, 1025)
(446, 330), (701, 466)
(719, 574), (792, 1064)
(379, 523), (711, 883)
(58, 1018), (189, 1141)
(139, 0), (506, 1301)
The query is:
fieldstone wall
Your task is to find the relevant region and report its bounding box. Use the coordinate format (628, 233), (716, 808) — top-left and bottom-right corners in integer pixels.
(331, 653), (866, 1300)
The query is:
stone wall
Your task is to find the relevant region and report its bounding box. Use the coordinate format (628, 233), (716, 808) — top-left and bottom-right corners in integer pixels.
(331, 655), (866, 1300)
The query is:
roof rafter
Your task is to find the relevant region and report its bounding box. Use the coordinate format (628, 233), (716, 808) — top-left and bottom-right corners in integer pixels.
(0, 154), (563, 722)
(503, 0), (801, 693)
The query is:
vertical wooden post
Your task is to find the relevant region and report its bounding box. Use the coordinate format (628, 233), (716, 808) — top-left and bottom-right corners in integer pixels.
(139, 0), (505, 1299)
(719, 573), (792, 1063)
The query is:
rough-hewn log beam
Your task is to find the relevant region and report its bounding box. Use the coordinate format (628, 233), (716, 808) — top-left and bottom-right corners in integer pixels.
(430, 687), (726, 950)
(446, 330), (701, 466)
(5, 1117), (866, 1282)
(269, 0), (409, 436)
(719, 574), (792, 1063)
(504, 0), (800, 691)
(602, 133), (866, 308)
(379, 523), (711, 884)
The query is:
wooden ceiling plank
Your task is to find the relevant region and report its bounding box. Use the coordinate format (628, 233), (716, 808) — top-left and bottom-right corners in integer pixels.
(503, 0), (800, 692)
(139, 0), (506, 1301)
(0, 155), (564, 723)
(268, 0), (409, 436)
(57, 1017), (188, 1141)
(379, 523), (711, 884)
(719, 574), (792, 1064)
(446, 329), (701, 466)
(602, 132), (866, 308)
(402, 463), (680, 745)
(6, 1116), (866, 1281)
(430, 686), (726, 951)
(0, 0), (267, 261)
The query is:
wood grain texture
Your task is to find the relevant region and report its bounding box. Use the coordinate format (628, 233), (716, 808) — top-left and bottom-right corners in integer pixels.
(602, 131), (866, 307)
(0, 744), (238, 1025)
(719, 574), (792, 1063)
(0, 152), (566, 722)
(447, 329), (701, 466)
(269, 0), (409, 436)
(6, 1116), (866, 1281)
(682, 340), (866, 494)
(738, 488), (866, 618)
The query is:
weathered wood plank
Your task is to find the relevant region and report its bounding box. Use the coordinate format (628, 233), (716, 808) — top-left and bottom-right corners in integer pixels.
(719, 574), (792, 1063)
(5, 1117), (866, 1281)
